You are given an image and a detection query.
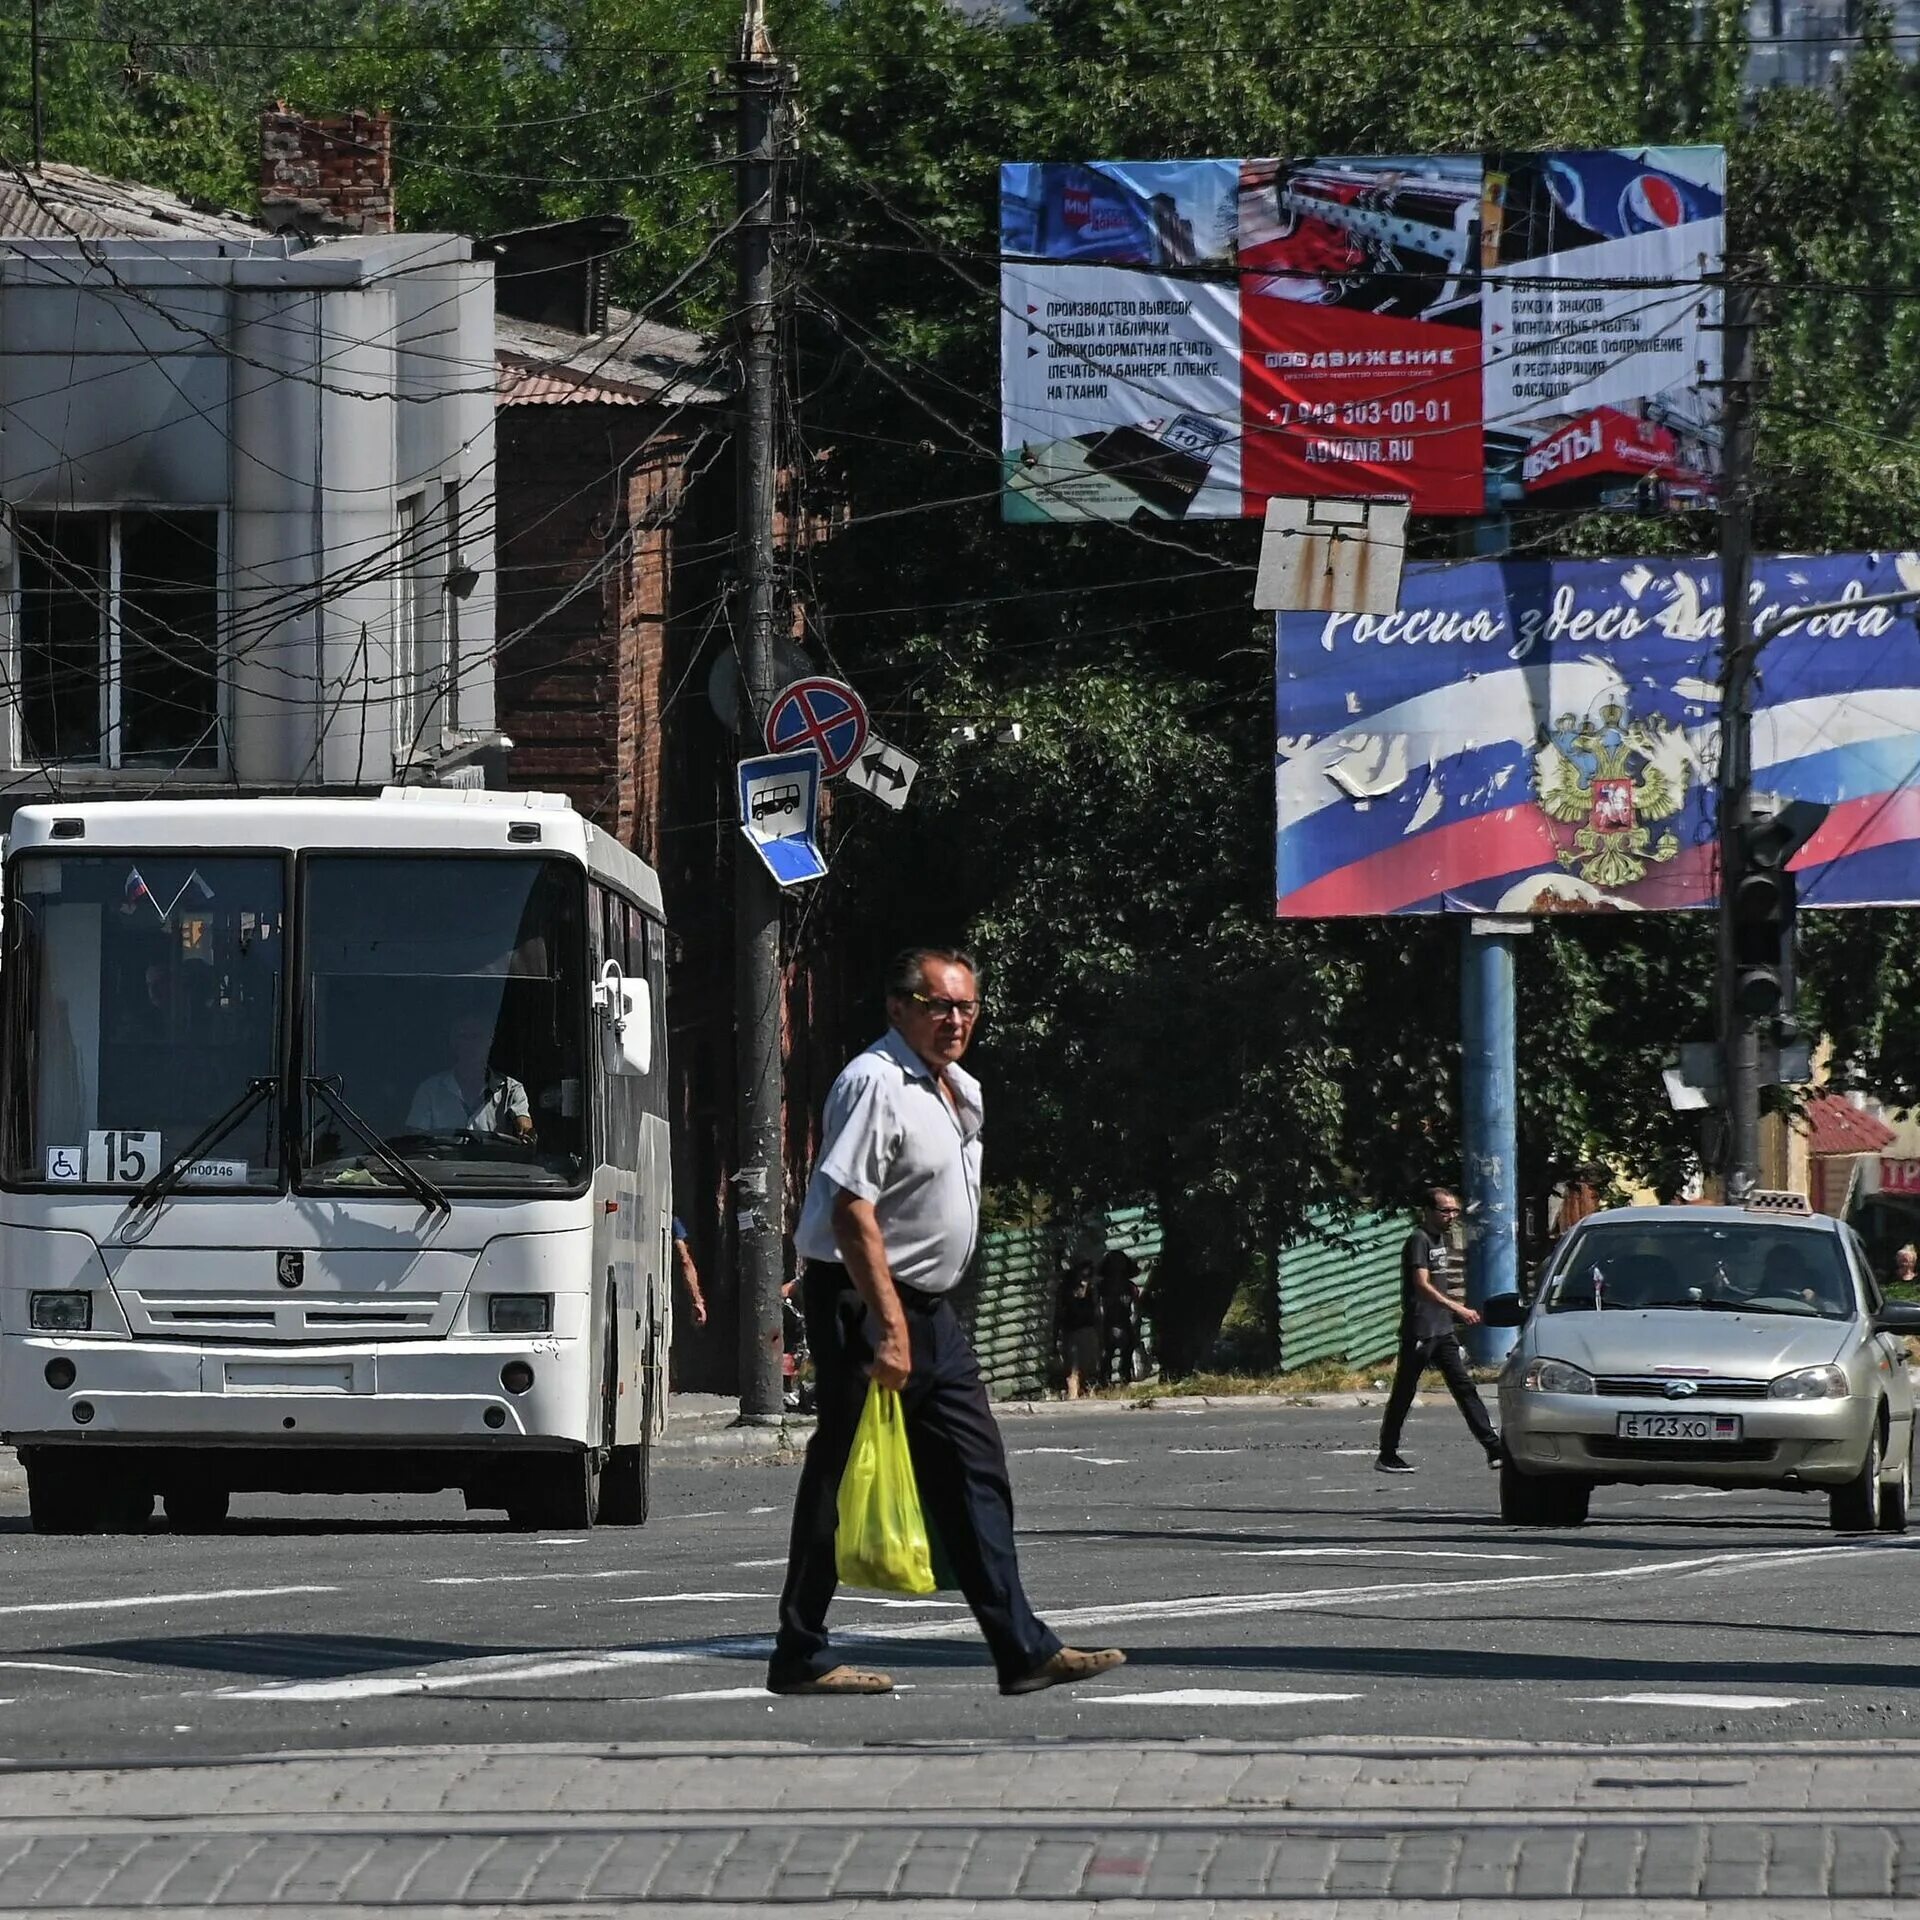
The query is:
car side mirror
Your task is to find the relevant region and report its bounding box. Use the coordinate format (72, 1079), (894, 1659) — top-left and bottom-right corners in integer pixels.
(1479, 1292), (1528, 1329)
(1874, 1302), (1920, 1335)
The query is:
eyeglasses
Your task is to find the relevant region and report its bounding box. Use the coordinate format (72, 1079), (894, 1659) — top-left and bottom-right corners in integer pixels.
(908, 991), (982, 1021)
(1435, 1205), (1461, 1218)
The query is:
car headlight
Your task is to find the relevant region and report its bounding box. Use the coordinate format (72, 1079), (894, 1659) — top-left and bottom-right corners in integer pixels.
(487, 1294), (552, 1335)
(1769, 1364), (1850, 1400)
(30, 1291), (91, 1332)
(1521, 1357), (1595, 1394)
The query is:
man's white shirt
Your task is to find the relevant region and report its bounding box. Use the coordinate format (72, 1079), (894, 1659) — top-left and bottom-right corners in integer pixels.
(407, 1070), (530, 1136)
(795, 1028), (983, 1293)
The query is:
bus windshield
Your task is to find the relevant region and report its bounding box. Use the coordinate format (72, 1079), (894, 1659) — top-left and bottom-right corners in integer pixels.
(300, 855), (588, 1194)
(3, 853), (285, 1189)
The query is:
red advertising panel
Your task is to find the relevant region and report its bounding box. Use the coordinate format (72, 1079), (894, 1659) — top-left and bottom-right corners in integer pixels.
(1239, 301), (1483, 514)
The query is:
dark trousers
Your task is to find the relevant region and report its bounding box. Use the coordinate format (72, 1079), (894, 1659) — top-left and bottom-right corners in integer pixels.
(771, 1263), (1062, 1688)
(1378, 1330), (1498, 1456)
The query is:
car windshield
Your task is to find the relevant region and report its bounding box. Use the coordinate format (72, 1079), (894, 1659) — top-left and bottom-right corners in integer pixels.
(1, 853), (284, 1189)
(300, 855), (587, 1194)
(1544, 1220), (1856, 1320)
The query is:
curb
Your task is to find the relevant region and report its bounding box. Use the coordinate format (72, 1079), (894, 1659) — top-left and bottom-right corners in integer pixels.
(656, 1386), (1476, 1457)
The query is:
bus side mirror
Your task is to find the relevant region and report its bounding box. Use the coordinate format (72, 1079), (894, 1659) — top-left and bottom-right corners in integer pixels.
(594, 962), (653, 1077)
(1874, 1301), (1920, 1336)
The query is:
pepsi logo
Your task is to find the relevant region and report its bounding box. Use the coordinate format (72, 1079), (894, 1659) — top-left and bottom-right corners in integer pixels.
(1622, 172), (1686, 231)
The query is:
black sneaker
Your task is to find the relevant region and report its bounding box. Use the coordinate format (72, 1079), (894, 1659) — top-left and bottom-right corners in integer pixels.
(1374, 1452), (1416, 1474)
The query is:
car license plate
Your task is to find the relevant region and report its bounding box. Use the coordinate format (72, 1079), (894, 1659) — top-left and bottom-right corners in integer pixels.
(1617, 1412), (1742, 1442)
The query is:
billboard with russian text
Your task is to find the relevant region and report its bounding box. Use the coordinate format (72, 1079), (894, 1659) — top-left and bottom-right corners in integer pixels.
(1275, 552), (1920, 916)
(1001, 148), (1724, 522)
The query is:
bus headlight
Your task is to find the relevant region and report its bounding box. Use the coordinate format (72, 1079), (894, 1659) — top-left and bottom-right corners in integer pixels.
(30, 1291), (91, 1332)
(488, 1294), (552, 1335)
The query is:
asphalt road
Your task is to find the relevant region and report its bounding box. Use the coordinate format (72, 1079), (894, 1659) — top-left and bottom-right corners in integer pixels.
(0, 1398), (1916, 1764)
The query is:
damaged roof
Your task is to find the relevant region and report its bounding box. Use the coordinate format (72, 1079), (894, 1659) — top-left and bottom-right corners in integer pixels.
(0, 163), (263, 241)
(495, 310), (730, 408)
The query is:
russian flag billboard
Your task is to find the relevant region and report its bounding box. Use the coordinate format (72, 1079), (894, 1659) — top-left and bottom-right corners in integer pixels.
(1275, 553), (1920, 917)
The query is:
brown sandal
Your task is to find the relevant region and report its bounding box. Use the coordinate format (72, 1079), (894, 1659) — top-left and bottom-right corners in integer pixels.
(767, 1664), (894, 1696)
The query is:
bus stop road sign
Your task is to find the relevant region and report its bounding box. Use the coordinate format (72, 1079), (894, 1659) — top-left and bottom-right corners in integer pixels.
(764, 677), (869, 777)
(845, 736), (919, 810)
(738, 748), (827, 887)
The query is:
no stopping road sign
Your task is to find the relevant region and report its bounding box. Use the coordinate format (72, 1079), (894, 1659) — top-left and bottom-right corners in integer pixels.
(764, 676), (869, 777)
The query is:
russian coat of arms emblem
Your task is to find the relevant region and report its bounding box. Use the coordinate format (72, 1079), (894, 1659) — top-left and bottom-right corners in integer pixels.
(1532, 699), (1688, 890)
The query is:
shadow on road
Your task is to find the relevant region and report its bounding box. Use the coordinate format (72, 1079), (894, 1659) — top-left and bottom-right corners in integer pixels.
(49, 1631), (499, 1679)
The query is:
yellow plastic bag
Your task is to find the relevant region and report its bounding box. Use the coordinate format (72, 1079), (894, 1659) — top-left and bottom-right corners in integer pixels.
(835, 1383), (935, 1594)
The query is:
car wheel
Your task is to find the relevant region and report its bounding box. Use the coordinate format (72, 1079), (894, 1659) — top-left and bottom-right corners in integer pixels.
(1830, 1417), (1884, 1532)
(1881, 1423), (1913, 1535)
(1500, 1458), (1589, 1526)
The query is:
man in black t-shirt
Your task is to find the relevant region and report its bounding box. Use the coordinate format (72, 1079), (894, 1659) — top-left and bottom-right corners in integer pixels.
(1375, 1188), (1500, 1474)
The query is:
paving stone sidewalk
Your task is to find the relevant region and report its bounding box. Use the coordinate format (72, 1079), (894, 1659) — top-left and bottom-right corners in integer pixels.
(0, 1739), (1919, 1911)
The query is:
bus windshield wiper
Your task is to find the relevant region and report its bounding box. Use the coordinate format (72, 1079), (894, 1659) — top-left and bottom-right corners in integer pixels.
(130, 1076), (277, 1216)
(305, 1076), (450, 1214)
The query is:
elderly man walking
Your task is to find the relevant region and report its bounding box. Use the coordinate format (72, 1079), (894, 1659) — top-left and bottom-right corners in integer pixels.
(767, 946), (1126, 1699)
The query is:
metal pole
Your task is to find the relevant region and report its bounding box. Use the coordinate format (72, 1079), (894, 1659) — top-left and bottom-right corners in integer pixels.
(29, 0), (44, 171)
(1461, 919), (1520, 1365)
(731, 0), (789, 1422)
(1717, 269), (1760, 1201)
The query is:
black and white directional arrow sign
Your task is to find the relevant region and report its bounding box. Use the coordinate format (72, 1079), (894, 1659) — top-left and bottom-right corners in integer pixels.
(844, 735), (920, 811)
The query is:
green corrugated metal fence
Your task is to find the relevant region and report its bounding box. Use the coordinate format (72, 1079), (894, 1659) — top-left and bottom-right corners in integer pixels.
(958, 1203), (1404, 1396)
(960, 1207), (1160, 1400)
(1276, 1208), (1405, 1371)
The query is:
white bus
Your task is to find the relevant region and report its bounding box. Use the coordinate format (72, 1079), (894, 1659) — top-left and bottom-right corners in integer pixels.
(0, 790), (672, 1534)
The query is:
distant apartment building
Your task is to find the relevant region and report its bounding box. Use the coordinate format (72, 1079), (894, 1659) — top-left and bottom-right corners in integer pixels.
(1747, 0), (1920, 87)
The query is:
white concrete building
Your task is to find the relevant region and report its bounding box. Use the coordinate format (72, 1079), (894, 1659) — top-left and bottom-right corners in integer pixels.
(0, 224), (496, 798)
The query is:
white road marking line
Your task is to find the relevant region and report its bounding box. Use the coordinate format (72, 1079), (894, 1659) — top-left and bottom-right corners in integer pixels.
(605, 1592), (768, 1606)
(533, 1537), (587, 1545)
(0, 1585), (334, 1619)
(0, 1660), (127, 1677)
(1227, 1547), (1544, 1563)
(748, 1506), (776, 1515)
(1010, 1449), (1130, 1466)
(1656, 1490), (1738, 1501)
(1326, 1449), (1378, 1456)
(855, 1538), (1920, 1640)
(1580, 1691), (1810, 1709)
(734, 1558), (788, 1569)
(1168, 1448), (1245, 1456)
(644, 1685), (786, 1703)
(223, 1636), (776, 1704)
(1096, 1688), (1362, 1708)
(836, 1596), (965, 1609)
(430, 1570), (720, 1589)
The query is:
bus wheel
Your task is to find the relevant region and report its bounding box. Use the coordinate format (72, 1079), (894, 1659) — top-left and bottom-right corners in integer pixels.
(164, 1487), (230, 1533)
(507, 1451), (600, 1531)
(601, 1334), (654, 1527)
(25, 1455), (149, 1535)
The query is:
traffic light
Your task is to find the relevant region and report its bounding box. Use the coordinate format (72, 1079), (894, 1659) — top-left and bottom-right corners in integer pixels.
(1730, 799), (1830, 1020)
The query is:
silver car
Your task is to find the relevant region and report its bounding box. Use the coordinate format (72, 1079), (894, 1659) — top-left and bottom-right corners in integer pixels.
(1492, 1200), (1920, 1529)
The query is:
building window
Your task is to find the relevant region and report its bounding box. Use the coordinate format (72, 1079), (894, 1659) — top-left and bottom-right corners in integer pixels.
(14, 511), (221, 771)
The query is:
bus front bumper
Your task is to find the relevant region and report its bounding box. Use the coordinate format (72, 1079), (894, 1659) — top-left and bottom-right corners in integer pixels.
(1, 1335), (591, 1447)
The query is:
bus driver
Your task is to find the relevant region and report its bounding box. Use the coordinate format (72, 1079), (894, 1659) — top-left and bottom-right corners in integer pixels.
(407, 1012), (534, 1141)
